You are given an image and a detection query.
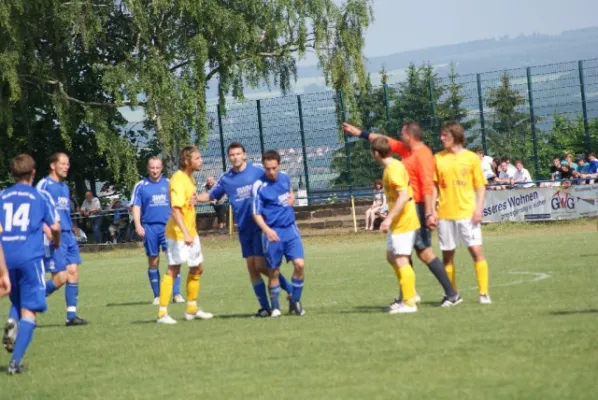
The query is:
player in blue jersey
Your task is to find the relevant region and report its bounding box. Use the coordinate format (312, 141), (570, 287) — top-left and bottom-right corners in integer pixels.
(1, 154), (61, 374)
(131, 157), (184, 305)
(33, 153), (87, 326)
(252, 150), (306, 317)
(197, 142), (292, 317)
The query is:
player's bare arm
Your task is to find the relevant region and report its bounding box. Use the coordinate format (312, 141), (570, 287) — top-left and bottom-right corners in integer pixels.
(132, 205), (145, 238)
(50, 220), (62, 249)
(171, 206), (192, 245)
(253, 214), (280, 242)
(472, 186), (485, 225)
(380, 189), (409, 233)
(288, 190), (296, 207)
(429, 184), (440, 229)
(0, 243), (10, 297)
(196, 192), (211, 203)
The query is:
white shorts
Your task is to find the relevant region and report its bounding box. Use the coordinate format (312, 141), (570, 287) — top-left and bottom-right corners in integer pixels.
(386, 230), (416, 256)
(438, 219), (483, 251)
(166, 236), (204, 267)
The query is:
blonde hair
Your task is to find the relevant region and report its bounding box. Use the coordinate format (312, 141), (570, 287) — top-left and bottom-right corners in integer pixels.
(178, 146), (199, 169)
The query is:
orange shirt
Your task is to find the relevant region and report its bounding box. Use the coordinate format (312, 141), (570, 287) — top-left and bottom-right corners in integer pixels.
(388, 137), (435, 203)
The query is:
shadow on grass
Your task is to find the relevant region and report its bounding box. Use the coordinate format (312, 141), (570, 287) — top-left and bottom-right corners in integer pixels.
(37, 324), (67, 329)
(215, 313), (255, 320)
(550, 309), (598, 316)
(106, 301), (149, 307)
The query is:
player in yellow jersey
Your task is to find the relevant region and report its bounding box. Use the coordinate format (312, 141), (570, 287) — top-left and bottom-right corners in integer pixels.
(431, 122), (491, 304)
(157, 146), (214, 324)
(371, 137), (420, 314)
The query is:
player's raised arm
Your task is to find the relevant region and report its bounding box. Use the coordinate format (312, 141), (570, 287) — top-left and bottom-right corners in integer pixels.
(343, 122), (408, 157)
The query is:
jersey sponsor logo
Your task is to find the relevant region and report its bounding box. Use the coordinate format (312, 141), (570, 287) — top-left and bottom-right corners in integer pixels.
(56, 196), (70, 210)
(235, 184), (252, 201)
(151, 193), (168, 206)
(277, 192), (290, 206)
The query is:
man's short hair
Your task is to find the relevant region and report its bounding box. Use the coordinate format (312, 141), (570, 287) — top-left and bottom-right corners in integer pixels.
(49, 152), (68, 166)
(588, 152), (595, 158)
(262, 150), (281, 164)
(553, 155), (560, 161)
(402, 121), (423, 141)
(178, 145), (199, 169)
(227, 142), (246, 154)
(11, 154), (36, 181)
(371, 136), (391, 158)
(515, 160), (523, 165)
(147, 156), (162, 166)
(440, 122), (465, 145)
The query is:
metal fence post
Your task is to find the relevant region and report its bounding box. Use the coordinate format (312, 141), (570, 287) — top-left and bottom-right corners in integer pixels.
(297, 95), (311, 206)
(578, 60), (591, 153)
(428, 79), (439, 152)
(217, 105), (227, 172)
(256, 100), (265, 154)
(383, 84), (391, 133)
(526, 67), (540, 179)
(339, 89), (353, 193)
(476, 73), (488, 154)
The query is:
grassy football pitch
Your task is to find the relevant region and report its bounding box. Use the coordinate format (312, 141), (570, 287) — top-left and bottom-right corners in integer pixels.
(1, 221), (597, 399)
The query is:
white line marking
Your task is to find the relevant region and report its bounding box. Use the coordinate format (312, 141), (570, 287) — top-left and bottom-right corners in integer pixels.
(464, 271), (550, 291)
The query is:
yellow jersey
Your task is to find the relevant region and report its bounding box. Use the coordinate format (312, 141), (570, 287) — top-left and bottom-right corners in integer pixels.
(383, 159), (420, 234)
(165, 170), (198, 240)
(434, 149), (486, 220)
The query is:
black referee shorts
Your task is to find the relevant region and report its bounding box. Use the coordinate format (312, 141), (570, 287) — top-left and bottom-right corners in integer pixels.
(414, 202), (432, 251)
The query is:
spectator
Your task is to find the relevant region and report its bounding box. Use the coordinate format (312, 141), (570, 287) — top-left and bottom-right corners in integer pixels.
(365, 179), (386, 231)
(563, 153), (578, 171)
(577, 156), (592, 184)
(476, 148), (497, 182)
(559, 164), (579, 188)
(80, 191), (103, 243)
(495, 160), (515, 189)
(501, 156), (517, 176)
(550, 156), (562, 181)
(512, 160), (533, 188)
(72, 224), (88, 244)
(108, 199), (128, 243)
(203, 176), (227, 231)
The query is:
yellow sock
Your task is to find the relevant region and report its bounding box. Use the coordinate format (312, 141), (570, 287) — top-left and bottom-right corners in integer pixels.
(391, 265), (401, 284)
(186, 273), (200, 314)
(474, 260), (489, 295)
(158, 275), (174, 318)
(445, 264), (456, 290)
(399, 265), (416, 305)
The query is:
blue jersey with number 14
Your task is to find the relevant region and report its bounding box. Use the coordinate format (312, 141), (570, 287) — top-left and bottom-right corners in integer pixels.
(0, 184), (58, 267)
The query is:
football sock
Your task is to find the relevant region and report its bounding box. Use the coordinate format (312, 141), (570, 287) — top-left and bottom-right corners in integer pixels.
(9, 304), (20, 321)
(428, 258), (457, 297)
(474, 260), (489, 295)
(158, 275), (174, 318)
(186, 273), (200, 315)
(11, 317), (36, 365)
(399, 265), (417, 305)
(291, 278), (304, 303)
(278, 273), (292, 294)
(252, 279), (270, 311)
(269, 285), (281, 310)
(65, 282), (78, 321)
(392, 265), (401, 284)
(148, 268), (160, 298)
(173, 273), (182, 297)
(445, 264), (456, 290)
(45, 279), (58, 297)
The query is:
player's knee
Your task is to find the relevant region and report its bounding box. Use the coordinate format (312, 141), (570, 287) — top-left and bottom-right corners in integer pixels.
(293, 259), (305, 271)
(55, 271), (68, 286)
(66, 266), (78, 282)
(148, 256), (159, 268)
(417, 248), (435, 264)
(269, 268), (280, 279)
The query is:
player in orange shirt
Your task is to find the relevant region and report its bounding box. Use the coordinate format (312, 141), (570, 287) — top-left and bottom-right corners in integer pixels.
(343, 122), (462, 307)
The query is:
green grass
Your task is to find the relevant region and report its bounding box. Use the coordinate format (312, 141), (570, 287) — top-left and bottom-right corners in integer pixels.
(2, 221), (598, 399)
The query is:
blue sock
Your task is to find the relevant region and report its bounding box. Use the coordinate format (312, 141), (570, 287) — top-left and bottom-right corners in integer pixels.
(291, 278), (304, 303)
(65, 282), (78, 321)
(45, 279), (58, 297)
(269, 285), (281, 311)
(148, 268), (160, 298)
(11, 317), (36, 365)
(279, 273), (291, 294)
(9, 304), (20, 321)
(252, 280), (270, 311)
(173, 273), (181, 297)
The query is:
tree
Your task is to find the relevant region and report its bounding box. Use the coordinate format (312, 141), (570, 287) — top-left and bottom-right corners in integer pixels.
(437, 63), (475, 146)
(1, 0), (375, 184)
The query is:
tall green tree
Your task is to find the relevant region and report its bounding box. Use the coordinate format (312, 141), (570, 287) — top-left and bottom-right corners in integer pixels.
(437, 63), (475, 146)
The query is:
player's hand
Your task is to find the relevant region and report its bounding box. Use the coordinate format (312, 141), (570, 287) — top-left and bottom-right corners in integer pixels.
(426, 213), (439, 230)
(342, 122), (361, 137)
(380, 217), (391, 233)
(266, 229), (280, 242)
(183, 233), (193, 246)
(0, 275), (11, 297)
(472, 210), (483, 225)
(136, 225), (146, 239)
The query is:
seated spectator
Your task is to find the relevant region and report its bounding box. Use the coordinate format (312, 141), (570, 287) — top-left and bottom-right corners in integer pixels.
(577, 156), (592, 184)
(512, 160), (534, 188)
(559, 164), (580, 188)
(365, 179), (385, 231)
(501, 156), (517, 176)
(80, 191), (103, 243)
(586, 153), (598, 183)
(72, 224), (88, 244)
(372, 203), (389, 231)
(494, 160), (515, 189)
(563, 152), (578, 171)
(108, 199), (128, 243)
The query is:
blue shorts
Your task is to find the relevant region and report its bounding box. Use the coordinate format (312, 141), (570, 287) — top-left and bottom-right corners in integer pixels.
(9, 258), (48, 313)
(262, 225), (304, 269)
(143, 223), (167, 257)
(45, 231), (82, 273)
(238, 229), (264, 258)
